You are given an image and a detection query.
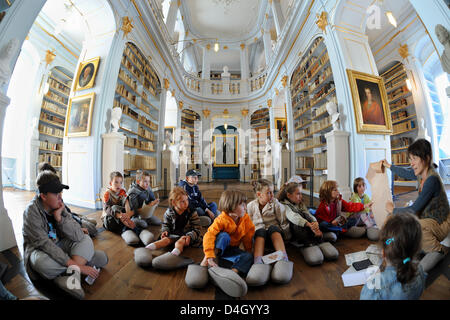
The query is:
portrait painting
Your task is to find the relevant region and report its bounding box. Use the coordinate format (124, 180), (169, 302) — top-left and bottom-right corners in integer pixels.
(75, 57), (100, 91)
(65, 93), (95, 137)
(347, 69), (392, 135)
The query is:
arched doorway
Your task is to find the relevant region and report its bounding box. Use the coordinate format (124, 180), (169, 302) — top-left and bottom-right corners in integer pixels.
(212, 125), (240, 180)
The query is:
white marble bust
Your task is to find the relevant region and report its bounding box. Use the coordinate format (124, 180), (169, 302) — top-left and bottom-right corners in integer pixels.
(326, 100), (340, 130)
(221, 65), (230, 78)
(436, 24), (450, 75)
(110, 107), (122, 133)
(0, 38), (19, 86)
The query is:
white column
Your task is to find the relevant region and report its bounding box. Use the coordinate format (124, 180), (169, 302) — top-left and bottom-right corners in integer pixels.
(262, 24), (273, 66)
(0, 93), (17, 251)
(240, 45), (249, 94)
(165, 0), (179, 39)
(202, 46), (210, 95)
(157, 85), (168, 185)
(101, 132), (126, 188)
(270, 0), (285, 37)
(325, 130), (351, 200)
(201, 115), (212, 182)
(283, 83), (295, 183)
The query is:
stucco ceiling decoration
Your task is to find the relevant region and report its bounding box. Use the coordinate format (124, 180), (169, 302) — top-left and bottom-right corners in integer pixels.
(183, 0), (262, 42)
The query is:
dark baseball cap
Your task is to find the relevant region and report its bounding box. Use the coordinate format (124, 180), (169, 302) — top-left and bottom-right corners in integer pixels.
(38, 178), (69, 194)
(186, 169), (202, 177)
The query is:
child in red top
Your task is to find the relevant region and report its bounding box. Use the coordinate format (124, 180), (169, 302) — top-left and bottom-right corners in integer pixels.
(315, 180), (372, 236)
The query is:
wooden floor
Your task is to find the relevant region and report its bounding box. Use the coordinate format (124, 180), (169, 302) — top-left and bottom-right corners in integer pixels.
(1, 182), (449, 300)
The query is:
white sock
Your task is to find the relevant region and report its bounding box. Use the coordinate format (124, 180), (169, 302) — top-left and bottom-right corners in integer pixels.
(145, 243), (156, 250)
(171, 248), (181, 256)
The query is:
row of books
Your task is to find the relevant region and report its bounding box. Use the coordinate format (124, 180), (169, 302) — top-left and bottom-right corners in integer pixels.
(42, 101), (66, 117)
(39, 140), (62, 151)
(138, 126), (156, 140)
(309, 66), (333, 92)
(40, 112), (65, 126)
(124, 154), (157, 171)
(118, 68), (138, 92)
(39, 124), (63, 138)
(116, 83), (138, 104)
(48, 78), (71, 95)
(295, 136), (326, 151)
(391, 137), (412, 149)
(393, 120), (415, 134)
(39, 153), (62, 167)
(125, 136), (155, 151)
(392, 151), (409, 165)
(45, 91), (67, 105)
(139, 115), (158, 131)
(313, 151), (327, 169)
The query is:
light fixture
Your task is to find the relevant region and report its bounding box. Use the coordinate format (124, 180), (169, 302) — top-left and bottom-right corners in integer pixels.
(224, 123), (228, 130)
(385, 11), (397, 28)
(214, 41), (220, 52)
(406, 78), (412, 91)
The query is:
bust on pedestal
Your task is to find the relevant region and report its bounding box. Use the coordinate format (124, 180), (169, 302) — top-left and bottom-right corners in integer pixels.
(435, 24), (450, 97)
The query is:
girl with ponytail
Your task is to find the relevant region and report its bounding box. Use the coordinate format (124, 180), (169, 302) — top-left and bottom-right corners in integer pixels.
(360, 213), (426, 300)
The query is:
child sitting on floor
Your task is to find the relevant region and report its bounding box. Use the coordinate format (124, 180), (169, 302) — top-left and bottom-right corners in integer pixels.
(198, 190), (255, 297)
(349, 177), (379, 241)
(246, 179), (293, 286)
(278, 181), (339, 266)
(360, 213), (426, 300)
(103, 171), (154, 246)
(38, 162), (97, 237)
(127, 170), (161, 226)
(144, 187), (201, 269)
(315, 180), (373, 238)
(178, 169), (218, 222)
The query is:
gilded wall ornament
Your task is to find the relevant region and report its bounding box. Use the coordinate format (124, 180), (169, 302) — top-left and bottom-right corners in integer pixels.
(241, 109), (249, 117)
(121, 16), (134, 39)
(203, 109), (211, 118)
(179, 101), (183, 110)
(267, 99), (272, 108)
(398, 44), (410, 61)
(281, 75), (288, 88)
(163, 78), (170, 90)
(316, 11), (328, 34)
(45, 49), (56, 66)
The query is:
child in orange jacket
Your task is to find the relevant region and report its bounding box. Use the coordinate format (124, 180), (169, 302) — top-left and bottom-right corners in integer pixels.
(201, 190), (255, 276)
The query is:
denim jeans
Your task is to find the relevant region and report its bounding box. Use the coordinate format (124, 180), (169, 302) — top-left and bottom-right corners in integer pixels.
(0, 281), (17, 300)
(319, 217), (359, 234)
(195, 202), (219, 217)
(215, 232), (253, 275)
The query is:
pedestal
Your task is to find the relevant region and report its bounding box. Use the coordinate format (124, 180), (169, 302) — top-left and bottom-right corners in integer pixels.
(26, 138), (40, 190)
(278, 149), (291, 189)
(179, 157), (188, 182)
(325, 130), (351, 200)
(161, 149), (175, 192)
(446, 86), (450, 98)
(101, 132), (126, 188)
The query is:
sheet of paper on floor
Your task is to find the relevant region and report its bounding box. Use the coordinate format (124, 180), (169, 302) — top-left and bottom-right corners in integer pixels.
(366, 161), (392, 228)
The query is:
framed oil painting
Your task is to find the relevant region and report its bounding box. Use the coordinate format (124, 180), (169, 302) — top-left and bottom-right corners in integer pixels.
(65, 93), (95, 137)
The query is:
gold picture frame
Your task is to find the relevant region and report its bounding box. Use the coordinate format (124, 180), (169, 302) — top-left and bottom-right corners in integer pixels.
(74, 57), (100, 91)
(65, 93), (95, 137)
(347, 69), (392, 135)
(213, 134), (239, 167)
(275, 118), (287, 142)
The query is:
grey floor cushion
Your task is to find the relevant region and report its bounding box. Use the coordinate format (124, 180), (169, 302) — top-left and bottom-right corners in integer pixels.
(87, 250), (108, 268)
(366, 227), (380, 241)
(323, 232), (337, 243)
(245, 263), (271, 286)
(152, 252), (194, 270)
(185, 264), (209, 288)
(131, 217), (148, 229)
(137, 204), (157, 219)
(139, 230), (155, 246)
(419, 251), (445, 273)
(121, 230), (140, 245)
(54, 275), (85, 299)
(318, 242), (339, 260)
(134, 248), (153, 267)
(271, 260), (294, 284)
(346, 226), (366, 238)
(300, 245), (324, 266)
(208, 266), (248, 297)
(199, 216), (212, 227)
(83, 217), (98, 226)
